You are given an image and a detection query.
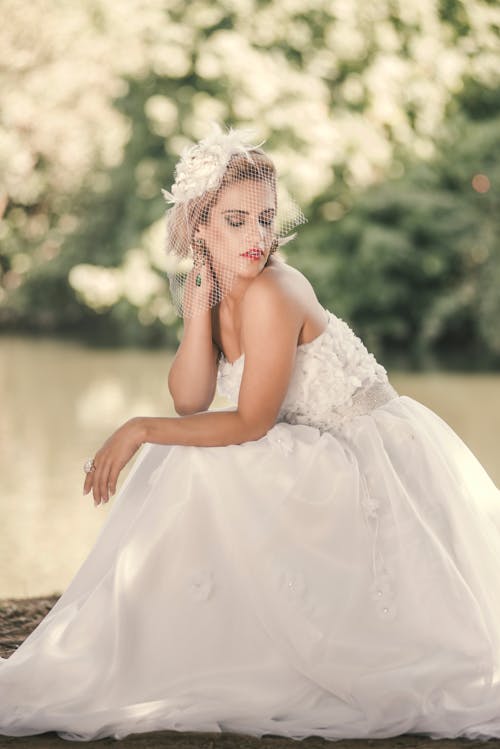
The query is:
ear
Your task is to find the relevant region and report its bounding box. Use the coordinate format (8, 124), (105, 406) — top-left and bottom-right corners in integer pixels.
(195, 222), (212, 246)
(195, 224), (205, 238)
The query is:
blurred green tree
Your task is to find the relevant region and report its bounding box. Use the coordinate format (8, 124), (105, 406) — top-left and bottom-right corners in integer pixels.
(289, 80), (500, 368)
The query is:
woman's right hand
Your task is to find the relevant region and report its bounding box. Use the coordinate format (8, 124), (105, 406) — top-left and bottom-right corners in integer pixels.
(182, 257), (216, 318)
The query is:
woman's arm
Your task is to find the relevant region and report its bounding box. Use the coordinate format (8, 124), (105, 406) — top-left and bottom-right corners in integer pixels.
(84, 274), (303, 505)
(167, 263), (219, 415)
(167, 311), (219, 415)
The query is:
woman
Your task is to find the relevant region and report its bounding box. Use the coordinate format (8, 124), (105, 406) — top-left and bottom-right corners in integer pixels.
(1, 125), (500, 742)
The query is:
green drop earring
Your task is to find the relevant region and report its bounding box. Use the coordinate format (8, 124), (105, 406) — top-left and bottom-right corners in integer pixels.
(192, 237), (208, 288)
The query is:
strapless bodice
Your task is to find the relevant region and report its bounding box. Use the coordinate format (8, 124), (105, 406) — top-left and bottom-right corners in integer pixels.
(216, 309), (399, 433)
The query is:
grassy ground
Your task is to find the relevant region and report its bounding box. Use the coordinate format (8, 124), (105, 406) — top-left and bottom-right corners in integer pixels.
(0, 597), (498, 749)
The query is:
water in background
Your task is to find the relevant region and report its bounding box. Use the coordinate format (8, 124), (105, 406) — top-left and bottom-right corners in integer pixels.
(0, 335), (499, 598)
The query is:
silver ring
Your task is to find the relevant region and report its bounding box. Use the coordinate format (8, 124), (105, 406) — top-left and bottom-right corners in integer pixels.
(83, 458), (96, 474)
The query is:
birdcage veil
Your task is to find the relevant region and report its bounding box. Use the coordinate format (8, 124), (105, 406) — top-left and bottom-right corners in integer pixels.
(162, 124), (306, 318)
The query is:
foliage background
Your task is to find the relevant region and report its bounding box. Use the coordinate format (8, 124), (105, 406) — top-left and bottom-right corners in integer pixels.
(1, 0), (499, 368)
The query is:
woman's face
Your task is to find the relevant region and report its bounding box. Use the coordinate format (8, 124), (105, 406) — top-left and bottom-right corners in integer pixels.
(197, 180), (276, 282)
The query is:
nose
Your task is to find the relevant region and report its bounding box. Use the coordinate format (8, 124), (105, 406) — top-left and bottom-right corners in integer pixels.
(246, 218), (266, 246)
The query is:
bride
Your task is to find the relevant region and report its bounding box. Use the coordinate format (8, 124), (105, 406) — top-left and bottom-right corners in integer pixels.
(1, 125), (500, 742)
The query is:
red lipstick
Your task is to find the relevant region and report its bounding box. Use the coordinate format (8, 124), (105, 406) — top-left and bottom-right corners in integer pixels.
(240, 248), (264, 260)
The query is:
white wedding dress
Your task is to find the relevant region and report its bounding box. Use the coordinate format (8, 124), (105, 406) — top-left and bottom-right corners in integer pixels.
(2, 308), (500, 742)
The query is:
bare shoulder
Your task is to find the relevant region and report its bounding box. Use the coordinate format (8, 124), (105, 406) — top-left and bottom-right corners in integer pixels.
(239, 259), (327, 354)
(243, 258), (316, 309)
(242, 258), (325, 340)
(238, 262), (302, 353)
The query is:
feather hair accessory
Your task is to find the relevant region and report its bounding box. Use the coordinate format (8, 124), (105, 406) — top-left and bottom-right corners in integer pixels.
(162, 123), (265, 205)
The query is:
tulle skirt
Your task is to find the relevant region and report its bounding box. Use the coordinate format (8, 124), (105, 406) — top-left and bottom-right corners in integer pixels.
(1, 395), (500, 742)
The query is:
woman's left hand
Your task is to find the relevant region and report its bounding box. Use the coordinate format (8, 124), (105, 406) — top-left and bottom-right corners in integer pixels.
(83, 417), (146, 505)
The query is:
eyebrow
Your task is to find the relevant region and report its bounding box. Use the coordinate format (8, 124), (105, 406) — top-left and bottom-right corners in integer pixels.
(222, 208), (276, 215)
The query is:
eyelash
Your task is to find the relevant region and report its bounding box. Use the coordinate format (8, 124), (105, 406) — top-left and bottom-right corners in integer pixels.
(225, 217), (274, 228)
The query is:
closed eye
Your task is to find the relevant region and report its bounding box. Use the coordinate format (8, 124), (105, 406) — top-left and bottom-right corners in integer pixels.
(259, 209), (275, 227)
(222, 209), (275, 228)
(225, 216), (245, 227)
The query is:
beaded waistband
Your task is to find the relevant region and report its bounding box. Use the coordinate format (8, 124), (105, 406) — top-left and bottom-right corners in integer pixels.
(277, 378), (399, 433)
(347, 378), (399, 419)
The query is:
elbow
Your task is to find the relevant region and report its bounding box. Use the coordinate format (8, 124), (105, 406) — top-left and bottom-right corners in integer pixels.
(173, 399), (209, 416)
(172, 388), (215, 415)
(174, 404), (195, 416)
(169, 380), (214, 416)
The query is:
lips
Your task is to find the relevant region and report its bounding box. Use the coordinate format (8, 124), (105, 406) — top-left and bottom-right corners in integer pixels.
(240, 248), (264, 259)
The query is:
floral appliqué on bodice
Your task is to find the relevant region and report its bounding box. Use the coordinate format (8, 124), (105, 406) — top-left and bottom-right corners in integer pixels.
(216, 309), (398, 433)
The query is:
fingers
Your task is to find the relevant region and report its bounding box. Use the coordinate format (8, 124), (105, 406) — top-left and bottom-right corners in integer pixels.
(83, 470), (94, 497)
(94, 458), (113, 505)
(82, 422), (138, 505)
(183, 264), (214, 315)
(108, 469), (119, 498)
(98, 460), (111, 504)
(83, 454), (115, 506)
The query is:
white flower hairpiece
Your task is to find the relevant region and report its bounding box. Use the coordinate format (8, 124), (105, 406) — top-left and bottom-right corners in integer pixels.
(161, 123), (265, 205)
